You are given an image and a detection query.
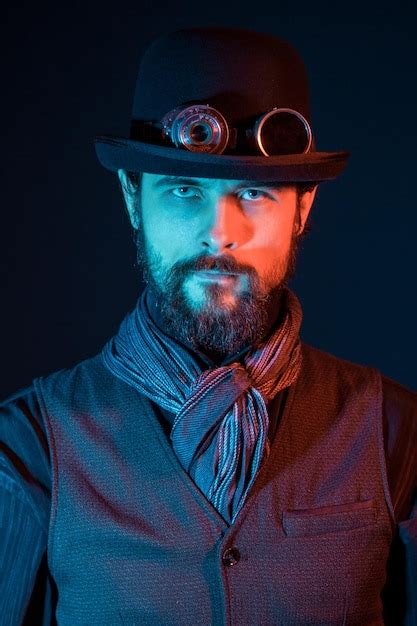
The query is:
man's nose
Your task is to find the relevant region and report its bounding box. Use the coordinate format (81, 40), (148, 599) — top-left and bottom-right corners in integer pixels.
(201, 196), (242, 253)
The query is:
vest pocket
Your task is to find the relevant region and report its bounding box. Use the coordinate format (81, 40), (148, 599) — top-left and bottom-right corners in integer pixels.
(282, 499), (376, 537)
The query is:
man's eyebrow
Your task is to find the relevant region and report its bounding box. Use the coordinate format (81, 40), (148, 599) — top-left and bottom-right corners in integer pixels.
(151, 176), (209, 189)
(151, 176), (289, 191)
(232, 180), (289, 191)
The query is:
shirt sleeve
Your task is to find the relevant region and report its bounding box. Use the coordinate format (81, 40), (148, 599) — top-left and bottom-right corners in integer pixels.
(0, 386), (52, 625)
(398, 496), (417, 626)
(382, 375), (417, 524)
(381, 375), (417, 626)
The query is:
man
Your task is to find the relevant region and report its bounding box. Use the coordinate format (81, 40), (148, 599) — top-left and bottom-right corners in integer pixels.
(1, 26), (416, 626)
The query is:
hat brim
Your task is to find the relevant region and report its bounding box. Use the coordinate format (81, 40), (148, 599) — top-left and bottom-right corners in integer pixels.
(94, 135), (350, 182)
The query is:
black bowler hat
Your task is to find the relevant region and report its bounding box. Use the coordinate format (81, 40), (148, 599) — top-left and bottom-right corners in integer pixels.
(94, 27), (350, 182)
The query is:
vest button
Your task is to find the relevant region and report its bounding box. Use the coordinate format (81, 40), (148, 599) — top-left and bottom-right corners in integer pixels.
(222, 547), (240, 567)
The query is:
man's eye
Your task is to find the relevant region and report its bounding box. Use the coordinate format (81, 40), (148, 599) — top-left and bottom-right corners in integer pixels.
(171, 186), (200, 198)
(240, 189), (269, 201)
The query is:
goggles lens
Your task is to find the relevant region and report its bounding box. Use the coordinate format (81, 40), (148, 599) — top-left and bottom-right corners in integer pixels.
(189, 122), (212, 144)
(162, 105), (229, 154)
(256, 109), (312, 156)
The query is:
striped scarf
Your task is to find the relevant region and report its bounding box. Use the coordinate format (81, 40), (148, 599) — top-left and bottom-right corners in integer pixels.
(102, 287), (303, 524)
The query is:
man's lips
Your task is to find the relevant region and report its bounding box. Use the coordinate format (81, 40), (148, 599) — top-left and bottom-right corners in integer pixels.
(194, 270), (240, 282)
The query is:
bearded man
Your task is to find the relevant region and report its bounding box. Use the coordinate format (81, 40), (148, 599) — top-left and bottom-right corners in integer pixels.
(1, 26), (416, 626)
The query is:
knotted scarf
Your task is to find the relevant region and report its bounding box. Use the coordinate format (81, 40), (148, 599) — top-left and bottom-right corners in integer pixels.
(102, 286), (303, 524)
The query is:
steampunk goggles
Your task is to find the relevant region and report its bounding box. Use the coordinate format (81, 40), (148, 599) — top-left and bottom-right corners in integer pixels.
(153, 104), (313, 156)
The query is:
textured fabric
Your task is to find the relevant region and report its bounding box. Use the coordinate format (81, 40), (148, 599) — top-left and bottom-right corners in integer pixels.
(102, 286), (302, 523)
(0, 353), (416, 623)
(15, 344), (394, 624)
(0, 469), (47, 624)
(0, 389), (53, 626)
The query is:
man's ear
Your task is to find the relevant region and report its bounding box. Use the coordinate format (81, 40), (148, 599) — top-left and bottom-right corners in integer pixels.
(297, 185), (318, 234)
(118, 169), (140, 229)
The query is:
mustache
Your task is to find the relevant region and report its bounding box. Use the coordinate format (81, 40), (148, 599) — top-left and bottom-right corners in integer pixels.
(171, 254), (256, 276)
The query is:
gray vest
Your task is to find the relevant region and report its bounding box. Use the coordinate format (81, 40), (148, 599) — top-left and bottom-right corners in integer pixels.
(34, 343), (394, 625)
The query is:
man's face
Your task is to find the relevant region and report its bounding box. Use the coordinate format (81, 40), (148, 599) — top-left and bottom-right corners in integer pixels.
(120, 171), (316, 359)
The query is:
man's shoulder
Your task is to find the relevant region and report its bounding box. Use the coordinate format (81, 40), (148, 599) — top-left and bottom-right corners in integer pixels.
(380, 372), (417, 399)
(380, 373), (417, 423)
(0, 384), (43, 434)
(300, 342), (380, 383)
(0, 353), (107, 410)
(31, 352), (117, 408)
(36, 352), (107, 387)
(301, 342), (417, 402)
(0, 384), (37, 407)
(301, 342), (371, 370)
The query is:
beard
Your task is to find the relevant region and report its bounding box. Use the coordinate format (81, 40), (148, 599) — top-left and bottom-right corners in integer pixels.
(135, 225), (301, 361)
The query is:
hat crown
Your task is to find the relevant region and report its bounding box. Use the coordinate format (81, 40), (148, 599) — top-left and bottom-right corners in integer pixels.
(131, 27), (311, 128)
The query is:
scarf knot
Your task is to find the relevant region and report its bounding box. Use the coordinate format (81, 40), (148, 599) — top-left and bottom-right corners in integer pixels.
(188, 363), (252, 397)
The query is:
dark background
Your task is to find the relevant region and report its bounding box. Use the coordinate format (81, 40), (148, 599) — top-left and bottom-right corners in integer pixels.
(1, 2), (416, 399)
